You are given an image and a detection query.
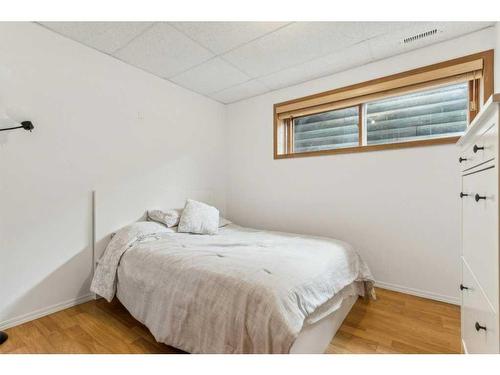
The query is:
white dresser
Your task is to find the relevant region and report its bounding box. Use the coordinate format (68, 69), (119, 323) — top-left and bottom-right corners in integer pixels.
(458, 94), (500, 354)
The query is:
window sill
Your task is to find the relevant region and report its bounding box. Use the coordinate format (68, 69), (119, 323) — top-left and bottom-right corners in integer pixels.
(274, 135), (460, 159)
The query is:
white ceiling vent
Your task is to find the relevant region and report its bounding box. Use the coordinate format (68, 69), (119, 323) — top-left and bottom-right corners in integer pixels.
(403, 28), (439, 44)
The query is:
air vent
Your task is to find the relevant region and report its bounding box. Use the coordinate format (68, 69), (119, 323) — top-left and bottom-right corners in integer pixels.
(403, 29), (439, 44)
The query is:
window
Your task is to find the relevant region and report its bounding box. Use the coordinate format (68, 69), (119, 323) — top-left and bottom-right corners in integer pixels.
(274, 50), (493, 159)
(365, 82), (468, 145)
(293, 106), (359, 153)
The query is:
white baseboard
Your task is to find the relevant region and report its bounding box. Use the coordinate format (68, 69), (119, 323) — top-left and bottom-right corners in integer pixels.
(0, 293), (93, 330)
(375, 281), (460, 305)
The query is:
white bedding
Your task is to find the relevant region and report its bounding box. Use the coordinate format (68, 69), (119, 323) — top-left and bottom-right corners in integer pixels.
(91, 224), (375, 353)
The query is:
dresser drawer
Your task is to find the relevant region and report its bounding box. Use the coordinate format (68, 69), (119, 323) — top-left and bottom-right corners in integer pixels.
(461, 259), (499, 354)
(462, 165), (499, 308)
(459, 123), (497, 171)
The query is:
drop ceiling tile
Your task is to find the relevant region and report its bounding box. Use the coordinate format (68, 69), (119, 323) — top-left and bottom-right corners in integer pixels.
(210, 79), (269, 104)
(337, 22), (413, 41)
(258, 43), (372, 90)
(170, 22), (290, 54)
(222, 22), (359, 78)
(170, 57), (250, 95)
(436, 21), (494, 39)
(368, 22), (494, 61)
(39, 22), (154, 54)
(114, 23), (214, 78)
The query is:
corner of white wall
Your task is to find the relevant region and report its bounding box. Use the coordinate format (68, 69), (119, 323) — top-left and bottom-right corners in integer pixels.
(495, 22), (500, 93)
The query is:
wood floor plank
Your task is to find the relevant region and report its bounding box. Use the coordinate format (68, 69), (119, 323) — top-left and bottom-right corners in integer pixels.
(0, 287), (461, 354)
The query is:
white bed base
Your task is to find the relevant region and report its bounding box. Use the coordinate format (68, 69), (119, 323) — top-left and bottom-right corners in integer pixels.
(92, 187), (358, 354)
(290, 293), (357, 354)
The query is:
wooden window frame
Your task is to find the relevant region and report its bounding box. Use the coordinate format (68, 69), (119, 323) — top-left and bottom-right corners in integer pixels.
(273, 50), (494, 160)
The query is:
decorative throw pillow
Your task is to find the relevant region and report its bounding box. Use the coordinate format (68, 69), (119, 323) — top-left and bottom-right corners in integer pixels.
(147, 209), (182, 228)
(178, 199), (219, 235)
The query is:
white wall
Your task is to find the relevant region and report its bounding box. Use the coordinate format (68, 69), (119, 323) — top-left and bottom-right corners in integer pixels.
(225, 27), (497, 304)
(0, 22), (227, 327)
(495, 22), (500, 92)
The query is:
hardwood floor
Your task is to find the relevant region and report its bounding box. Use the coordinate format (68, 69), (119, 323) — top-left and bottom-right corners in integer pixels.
(327, 288), (461, 354)
(0, 288), (461, 354)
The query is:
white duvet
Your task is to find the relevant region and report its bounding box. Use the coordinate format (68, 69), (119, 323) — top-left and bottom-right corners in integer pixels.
(91, 223), (375, 354)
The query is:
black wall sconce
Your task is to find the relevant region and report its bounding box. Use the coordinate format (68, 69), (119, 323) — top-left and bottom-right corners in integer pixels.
(0, 120), (34, 133)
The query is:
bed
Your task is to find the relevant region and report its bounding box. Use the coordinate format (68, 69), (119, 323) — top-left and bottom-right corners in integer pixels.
(90, 188), (374, 354)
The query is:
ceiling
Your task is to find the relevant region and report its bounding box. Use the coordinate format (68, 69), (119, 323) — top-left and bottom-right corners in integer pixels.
(37, 22), (494, 104)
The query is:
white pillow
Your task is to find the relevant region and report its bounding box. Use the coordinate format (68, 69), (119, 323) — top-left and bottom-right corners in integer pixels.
(147, 209), (182, 227)
(178, 199), (219, 235)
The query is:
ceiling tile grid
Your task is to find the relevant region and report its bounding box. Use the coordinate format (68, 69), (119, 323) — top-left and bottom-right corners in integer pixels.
(113, 23), (214, 78)
(39, 22), (154, 54)
(221, 22), (360, 78)
(210, 79), (270, 103)
(257, 42), (373, 91)
(38, 21), (495, 104)
(170, 22), (290, 54)
(170, 57), (251, 95)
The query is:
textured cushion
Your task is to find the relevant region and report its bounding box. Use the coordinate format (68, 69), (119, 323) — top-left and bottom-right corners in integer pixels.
(178, 200), (219, 235)
(147, 209), (182, 228)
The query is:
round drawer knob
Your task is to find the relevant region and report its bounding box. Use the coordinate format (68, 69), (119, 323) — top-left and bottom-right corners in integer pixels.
(475, 194), (486, 202)
(460, 284), (469, 291)
(459, 157), (467, 163)
(475, 322), (487, 332)
(460, 192), (468, 198)
(473, 145), (485, 153)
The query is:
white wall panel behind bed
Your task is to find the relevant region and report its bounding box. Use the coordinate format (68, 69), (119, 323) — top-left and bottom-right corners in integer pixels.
(92, 186), (221, 271)
(0, 22), (226, 329)
(224, 27), (497, 305)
